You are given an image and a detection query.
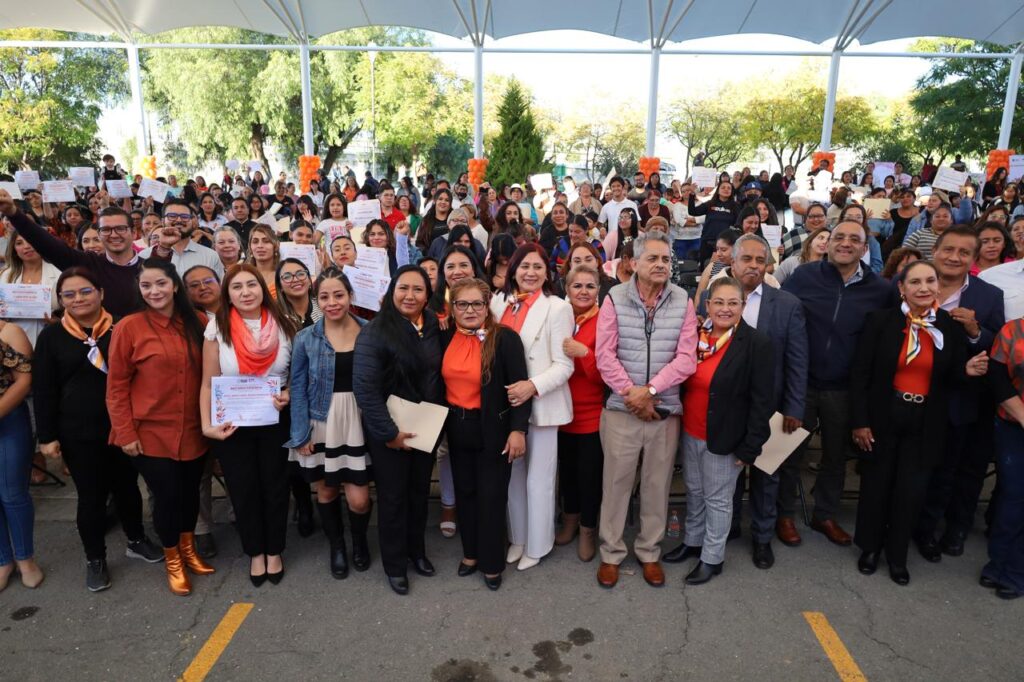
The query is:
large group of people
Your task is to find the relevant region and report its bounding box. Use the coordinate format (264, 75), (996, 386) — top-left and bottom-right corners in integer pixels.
(0, 153), (1023, 602)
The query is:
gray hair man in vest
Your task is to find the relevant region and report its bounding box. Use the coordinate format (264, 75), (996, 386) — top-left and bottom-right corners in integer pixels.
(594, 229), (698, 589)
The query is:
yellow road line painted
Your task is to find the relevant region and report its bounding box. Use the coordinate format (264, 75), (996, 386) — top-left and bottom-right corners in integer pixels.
(803, 611), (868, 682)
(180, 603), (254, 682)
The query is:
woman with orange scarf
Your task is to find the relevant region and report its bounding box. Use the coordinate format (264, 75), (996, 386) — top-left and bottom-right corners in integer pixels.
(35, 268), (163, 592)
(200, 264), (296, 586)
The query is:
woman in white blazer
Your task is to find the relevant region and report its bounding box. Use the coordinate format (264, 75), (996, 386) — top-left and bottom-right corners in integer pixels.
(490, 243), (574, 570)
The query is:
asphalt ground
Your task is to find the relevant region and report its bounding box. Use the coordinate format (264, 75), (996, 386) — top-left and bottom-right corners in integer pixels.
(2, 459), (1020, 681)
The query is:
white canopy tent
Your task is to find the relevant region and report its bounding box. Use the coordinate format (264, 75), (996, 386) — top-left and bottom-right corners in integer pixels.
(2, 0), (1024, 165)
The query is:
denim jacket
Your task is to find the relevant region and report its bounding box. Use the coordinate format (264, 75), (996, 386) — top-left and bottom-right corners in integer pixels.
(285, 315), (366, 448)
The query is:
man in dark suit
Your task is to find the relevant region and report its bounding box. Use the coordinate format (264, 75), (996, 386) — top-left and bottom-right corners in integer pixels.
(723, 234), (808, 569)
(914, 226), (1005, 560)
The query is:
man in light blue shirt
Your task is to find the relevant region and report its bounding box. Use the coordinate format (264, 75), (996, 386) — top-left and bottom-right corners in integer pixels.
(140, 198), (225, 278)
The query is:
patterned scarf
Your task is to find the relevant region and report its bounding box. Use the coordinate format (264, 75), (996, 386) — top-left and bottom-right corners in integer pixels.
(902, 301), (944, 365)
(510, 291), (532, 315)
(456, 325), (487, 343)
(229, 307), (280, 376)
(696, 318), (734, 362)
(574, 305), (599, 336)
(61, 309), (113, 374)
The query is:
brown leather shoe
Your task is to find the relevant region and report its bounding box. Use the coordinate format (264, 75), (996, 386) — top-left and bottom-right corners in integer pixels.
(577, 526), (596, 562)
(811, 519), (852, 546)
(776, 517), (802, 547)
(597, 562), (619, 588)
(640, 561), (665, 587)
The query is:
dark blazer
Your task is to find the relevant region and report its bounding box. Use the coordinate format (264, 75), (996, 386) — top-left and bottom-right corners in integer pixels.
(441, 326), (532, 457)
(755, 285), (809, 420)
(352, 311), (444, 446)
(696, 320), (775, 463)
(849, 306), (970, 466)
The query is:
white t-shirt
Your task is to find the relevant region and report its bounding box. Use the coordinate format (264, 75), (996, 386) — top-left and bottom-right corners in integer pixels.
(316, 219), (353, 243)
(597, 198), (638, 227)
(204, 316), (292, 383)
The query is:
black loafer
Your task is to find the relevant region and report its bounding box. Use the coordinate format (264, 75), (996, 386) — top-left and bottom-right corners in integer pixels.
(914, 534), (942, 563)
(663, 543), (701, 563)
(888, 565), (910, 586)
(387, 575), (409, 595)
(457, 561), (478, 577)
(484, 574), (502, 591)
(684, 560), (722, 585)
(979, 574), (999, 589)
(752, 542), (774, 570)
(996, 585), (1021, 600)
(410, 556), (436, 577)
(857, 551), (880, 575)
(940, 533), (965, 557)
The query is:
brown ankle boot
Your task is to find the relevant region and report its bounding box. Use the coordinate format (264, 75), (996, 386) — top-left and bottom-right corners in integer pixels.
(555, 513), (580, 546)
(578, 526), (596, 562)
(163, 547), (192, 596)
(179, 533), (216, 575)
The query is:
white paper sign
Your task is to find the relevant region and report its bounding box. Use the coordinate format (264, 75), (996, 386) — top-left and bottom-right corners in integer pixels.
(807, 189), (831, 204)
(69, 167), (95, 187)
(248, 160), (263, 173)
(862, 198), (891, 219)
(529, 173), (554, 190)
(226, 159), (240, 172)
(931, 166), (969, 193)
(105, 179), (133, 199)
(915, 186), (933, 198)
(753, 412), (811, 476)
(1009, 155), (1024, 182)
(211, 375), (281, 427)
(138, 178), (172, 202)
(14, 171), (41, 191)
(279, 242), (320, 277)
(691, 167), (718, 189)
(0, 284), (52, 319)
(761, 224), (783, 249)
(872, 162), (895, 187)
(355, 246), (390, 277)
(42, 181), (76, 203)
(345, 265), (391, 312)
(348, 199), (381, 228)
(0, 182), (23, 200)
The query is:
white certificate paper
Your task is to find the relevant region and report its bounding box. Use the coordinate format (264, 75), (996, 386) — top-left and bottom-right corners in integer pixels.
(0, 182), (23, 200)
(932, 167), (968, 193)
(386, 395), (449, 453)
(42, 181), (77, 203)
(753, 412), (811, 476)
(279, 242), (320, 277)
(105, 179), (133, 199)
(354, 246), (390, 277)
(761, 224), (783, 249)
(211, 375), (281, 427)
(0, 284), (52, 319)
(138, 178), (172, 202)
(345, 265), (391, 312)
(69, 167), (96, 187)
(691, 167), (718, 189)
(348, 199), (381, 228)
(14, 170), (40, 191)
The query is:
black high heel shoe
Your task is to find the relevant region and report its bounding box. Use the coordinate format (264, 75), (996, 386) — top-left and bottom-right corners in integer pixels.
(483, 574), (502, 591)
(250, 556), (267, 587)
(857, 551), (880, 575)
(457, 561), (478, 577)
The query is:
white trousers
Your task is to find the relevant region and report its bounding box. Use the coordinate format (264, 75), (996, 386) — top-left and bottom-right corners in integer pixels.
(507, 425), (558, 559)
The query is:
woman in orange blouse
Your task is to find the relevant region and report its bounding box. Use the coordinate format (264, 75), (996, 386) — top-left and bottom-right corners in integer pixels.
(106, 259), (214, 596)
(441, 278), (529, 590)
(850, 260), (988, 586)
(246, 225), (281, 300)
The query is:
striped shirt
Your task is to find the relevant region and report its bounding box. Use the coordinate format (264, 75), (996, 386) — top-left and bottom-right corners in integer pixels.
(903, 227), (940, 260)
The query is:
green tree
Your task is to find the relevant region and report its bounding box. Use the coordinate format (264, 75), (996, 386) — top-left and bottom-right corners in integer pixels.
(593, 107), (646, 179)
(909, 39), (1020, 157)
(663, 95), (752, 173)
(0, 28), (127, 175)
(487, 79), (550, 189)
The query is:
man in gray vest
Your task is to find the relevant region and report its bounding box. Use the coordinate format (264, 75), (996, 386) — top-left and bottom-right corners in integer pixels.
(595, 229), (698, 589)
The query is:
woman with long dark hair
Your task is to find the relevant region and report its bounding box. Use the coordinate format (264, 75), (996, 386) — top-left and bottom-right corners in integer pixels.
(688, 180), (739, 265)
(200, 264), (296, 586)
(416, 189), (453, 254)
(106, 259), (212, 596)
(353, 265), (444, 595)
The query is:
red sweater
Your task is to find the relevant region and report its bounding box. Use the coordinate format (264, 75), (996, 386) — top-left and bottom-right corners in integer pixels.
(562, 314), (605, 434)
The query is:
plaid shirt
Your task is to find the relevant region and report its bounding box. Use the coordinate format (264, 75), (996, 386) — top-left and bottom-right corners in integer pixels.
(781, 226), (810, 261)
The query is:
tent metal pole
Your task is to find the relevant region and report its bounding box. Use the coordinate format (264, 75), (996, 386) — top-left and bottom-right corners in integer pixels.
(646, 46), (661, 157)
(474, 43), (484, 158)
(998, 46), (1024, 149)
(299, 40), (315, 156)
(125, 43), (149, 157)
(820, 48), (842, 151)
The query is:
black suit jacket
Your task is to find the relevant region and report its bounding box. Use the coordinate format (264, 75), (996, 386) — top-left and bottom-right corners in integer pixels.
(755, 285), (809, 419)
(441, 326), (532, 456)
(697, 320), (775, 463)
(849, 306), (970, 466)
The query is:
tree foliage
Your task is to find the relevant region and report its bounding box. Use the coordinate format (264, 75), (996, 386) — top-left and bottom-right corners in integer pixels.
(593, 107), (646, 179)
(909, 39), (1020, 157)
(663, 96), (752, 174)
(0, 28), (127, 175)
(487, 79), (549, 189)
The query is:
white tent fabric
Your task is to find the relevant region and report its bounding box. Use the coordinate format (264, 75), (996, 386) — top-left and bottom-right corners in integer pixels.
(2, 0), (1023, 46)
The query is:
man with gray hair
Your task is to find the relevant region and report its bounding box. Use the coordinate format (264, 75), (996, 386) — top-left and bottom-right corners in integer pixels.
(670, 234), (807, 570)
(595, 229), (699, 588)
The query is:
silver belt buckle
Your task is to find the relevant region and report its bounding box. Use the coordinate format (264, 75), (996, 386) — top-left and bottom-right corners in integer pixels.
(901, 392), (925, 404)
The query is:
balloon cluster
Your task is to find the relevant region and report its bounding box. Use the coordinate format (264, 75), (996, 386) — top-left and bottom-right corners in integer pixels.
(811, 151), (836, 173)
(638, 157), (661, 179)
(987, 149), (1016, 180)
(298, 155), (321, 194)
(467, 158), (489, 188)
(140, 155), (157, 179)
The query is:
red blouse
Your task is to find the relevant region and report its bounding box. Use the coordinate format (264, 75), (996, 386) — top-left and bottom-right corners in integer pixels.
(682, 338), (732, 441)
(561, 313), (603, 434)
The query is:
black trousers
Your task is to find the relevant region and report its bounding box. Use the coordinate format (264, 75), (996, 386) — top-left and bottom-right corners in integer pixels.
(213, 424), (290, 557)
(133, 453), (206, 549)
(556, 430), (604, 529)
(732, 465), (779, 544)
(854, 398), (932, 568)
(917, 400), (996, 540)
(447, 414), (512, 575)
(369, 439), (433, 578)
(63, 438), (145, 561)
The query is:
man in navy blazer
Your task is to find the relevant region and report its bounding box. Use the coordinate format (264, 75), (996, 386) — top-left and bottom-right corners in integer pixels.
(914, 226), (1005, 560)
(718, 235), (809, 569)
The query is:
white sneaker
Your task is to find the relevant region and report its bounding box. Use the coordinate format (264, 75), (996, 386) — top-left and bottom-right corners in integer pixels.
(517, 555), (540, 571)
(506, 544), (524, 564)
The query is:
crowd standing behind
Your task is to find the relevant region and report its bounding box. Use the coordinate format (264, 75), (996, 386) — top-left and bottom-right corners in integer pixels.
(1, 153), (1023, 602)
